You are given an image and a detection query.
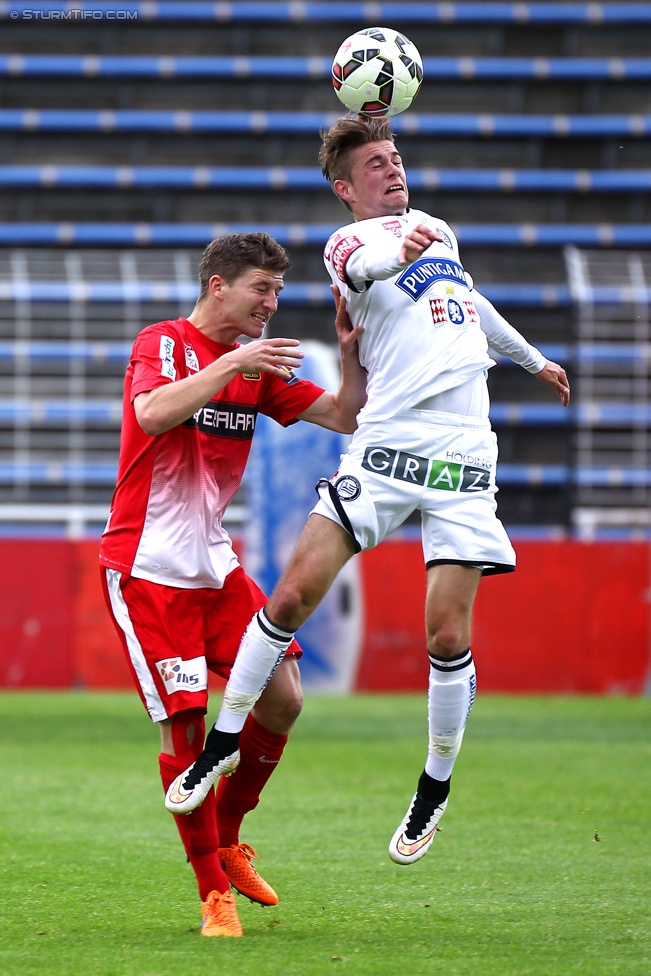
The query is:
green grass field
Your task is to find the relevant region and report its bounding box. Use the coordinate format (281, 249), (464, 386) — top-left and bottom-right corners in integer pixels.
(0, 692), (649, 976)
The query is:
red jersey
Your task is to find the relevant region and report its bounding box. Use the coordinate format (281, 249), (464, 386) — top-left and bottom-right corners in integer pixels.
(100, 317), (324, 588)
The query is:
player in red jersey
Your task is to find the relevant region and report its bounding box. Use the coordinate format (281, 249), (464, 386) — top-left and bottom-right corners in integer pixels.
(100, 232), (367, 938)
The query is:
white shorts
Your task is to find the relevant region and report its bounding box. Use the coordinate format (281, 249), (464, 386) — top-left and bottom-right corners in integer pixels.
(311, 408), (516, 576)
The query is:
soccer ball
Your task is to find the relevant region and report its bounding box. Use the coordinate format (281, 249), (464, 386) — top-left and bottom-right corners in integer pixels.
(331, 27), (423, 118)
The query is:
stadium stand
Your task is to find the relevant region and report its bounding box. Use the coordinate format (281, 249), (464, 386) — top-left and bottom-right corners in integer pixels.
(2, 54), (651, 81)
(0, 1), (650, 535)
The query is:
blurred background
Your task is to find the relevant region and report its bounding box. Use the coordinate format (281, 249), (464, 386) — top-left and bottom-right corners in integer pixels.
(0, 0), (649, 695)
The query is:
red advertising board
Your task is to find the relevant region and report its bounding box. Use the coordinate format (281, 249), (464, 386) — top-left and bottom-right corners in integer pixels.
(0, 538), (649, 695)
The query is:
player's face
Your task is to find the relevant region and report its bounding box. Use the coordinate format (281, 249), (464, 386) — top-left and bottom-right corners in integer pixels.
(213, 267), (285, 341)
(335, 140), (409, 220)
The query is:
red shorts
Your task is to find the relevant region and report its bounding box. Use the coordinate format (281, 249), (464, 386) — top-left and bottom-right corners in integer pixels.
(101, 564), (301, 723)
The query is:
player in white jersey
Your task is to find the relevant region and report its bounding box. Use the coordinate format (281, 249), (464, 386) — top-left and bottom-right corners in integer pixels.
(170, 117), (570, 868)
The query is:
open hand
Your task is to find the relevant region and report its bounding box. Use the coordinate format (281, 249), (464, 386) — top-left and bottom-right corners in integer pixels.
(535, 360), (571, 406)
(229, 337), (303, 377)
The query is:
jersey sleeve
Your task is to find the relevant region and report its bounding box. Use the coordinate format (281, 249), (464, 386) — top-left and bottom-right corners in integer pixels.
(324, 224), (405, 292)
(324, 229), (368, 292)
(129, 323), (186, 401)
(259, 373), (325, 426)
(473, 290), (546, 373)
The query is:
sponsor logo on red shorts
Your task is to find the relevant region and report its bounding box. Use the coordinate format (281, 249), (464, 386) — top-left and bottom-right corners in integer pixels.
(155, 656), (208, 694)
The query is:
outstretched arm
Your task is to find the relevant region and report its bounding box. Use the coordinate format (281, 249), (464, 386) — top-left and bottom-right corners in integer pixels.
(473, 290), (570, 406)
(297, 287), (367, 433)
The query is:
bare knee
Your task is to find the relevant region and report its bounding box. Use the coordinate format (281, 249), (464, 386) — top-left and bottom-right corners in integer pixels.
(427, 626), (467, 660)
(159, 708), (205, 757)
(268, 579), (316, 631)
(266, 516), (353, 630)
(425, 564), (480, 661)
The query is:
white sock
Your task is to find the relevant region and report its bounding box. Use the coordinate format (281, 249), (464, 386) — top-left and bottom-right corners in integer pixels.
(214, 608), (295, 734)
(425, 648), (476, 782)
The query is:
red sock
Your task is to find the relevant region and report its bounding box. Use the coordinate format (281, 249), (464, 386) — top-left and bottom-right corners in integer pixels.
(215, 714), (288, 848)
(159, 715), (230, 901)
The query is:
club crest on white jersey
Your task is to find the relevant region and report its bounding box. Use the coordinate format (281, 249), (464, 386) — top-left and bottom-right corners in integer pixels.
(435, 228), (454, 249)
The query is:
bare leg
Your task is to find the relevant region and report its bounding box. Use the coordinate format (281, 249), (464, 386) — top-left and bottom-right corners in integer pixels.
(217, 514), (357, 726)
(425, 563), (481, 659)
(266, 513), (358, 630)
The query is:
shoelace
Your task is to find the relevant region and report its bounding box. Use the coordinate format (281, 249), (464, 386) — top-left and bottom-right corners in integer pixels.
(235, 843), (259, 864)
(204, 889), (225, 909)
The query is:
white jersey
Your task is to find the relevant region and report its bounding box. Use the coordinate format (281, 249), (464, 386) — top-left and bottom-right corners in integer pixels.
(324, 209), (494, 424)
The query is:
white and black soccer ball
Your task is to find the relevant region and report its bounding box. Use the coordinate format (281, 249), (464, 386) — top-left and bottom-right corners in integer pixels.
(331, 27), (423, 118)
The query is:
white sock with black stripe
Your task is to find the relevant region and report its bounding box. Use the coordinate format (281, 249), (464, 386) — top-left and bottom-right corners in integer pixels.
(425, 647), (476, 782)
(214, 608), (295, 734)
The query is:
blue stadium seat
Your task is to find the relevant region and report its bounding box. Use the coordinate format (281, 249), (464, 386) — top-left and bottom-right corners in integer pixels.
(0, 400), (122, 423)
(4, 340), (649, 370)
(0, 281), (574, 306)
(490, 404), (651, 425)
(0, 461), (118, 485)
(1, 55), (650, 80)
(1, 109), (650, 136)
(0, 341), (132, 361)
(1, 399), (647, 429)
(2, 282), (649, 306)
(0, 165), (648, 192)
(495, 343), (651, 364)
(2, 222), (651, 248)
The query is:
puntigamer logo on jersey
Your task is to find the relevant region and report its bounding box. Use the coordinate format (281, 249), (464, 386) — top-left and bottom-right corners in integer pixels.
(396, 257), (468, 301)
(362, 446), (492, 492)
(156, 656), (208, 695)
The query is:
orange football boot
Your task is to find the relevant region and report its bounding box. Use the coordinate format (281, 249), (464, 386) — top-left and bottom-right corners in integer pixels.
(218, 843), (279, 906)
(200, 889), (243, 937)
